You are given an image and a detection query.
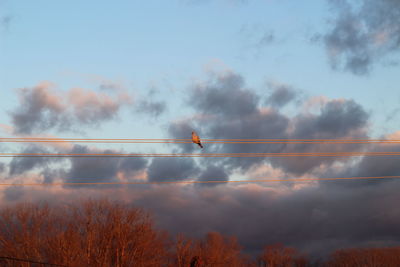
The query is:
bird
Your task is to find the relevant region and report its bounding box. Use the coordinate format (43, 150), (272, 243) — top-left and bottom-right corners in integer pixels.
(192, 131), (203, 148)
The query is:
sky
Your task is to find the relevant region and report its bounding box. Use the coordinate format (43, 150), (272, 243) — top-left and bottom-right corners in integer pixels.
(1, 0), (400, 258)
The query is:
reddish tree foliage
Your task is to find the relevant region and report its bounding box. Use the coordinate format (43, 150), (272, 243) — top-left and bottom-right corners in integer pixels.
(0, 199), (169, 267)
(172, 232), (250, 267)
(326, 247), (400, 267)
(258, 243), (309, 267)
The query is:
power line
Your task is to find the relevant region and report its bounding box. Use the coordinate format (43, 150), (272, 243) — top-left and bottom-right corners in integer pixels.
(1, 152), (400, 157)
(0, 256), (67, 266)
(3, 137), (400, 141)
(2, 137), (400, 144)
(1, 175), (400, 186)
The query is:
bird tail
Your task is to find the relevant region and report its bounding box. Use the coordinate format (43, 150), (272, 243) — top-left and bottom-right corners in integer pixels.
(198, 142), (203, 149)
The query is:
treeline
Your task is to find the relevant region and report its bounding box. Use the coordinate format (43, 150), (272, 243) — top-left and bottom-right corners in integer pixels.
(0, 200), (399, 266)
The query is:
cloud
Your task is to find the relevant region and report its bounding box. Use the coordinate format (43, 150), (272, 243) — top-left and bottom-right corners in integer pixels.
(61, 145), (147, 185)
(136, 100), (166, 118)
(10, 82), (131, 134)
(3, 142), (148, 186)
(325, 132), (400, 188)
(170, 71), (369, 176)
(68, 88), (130, 125)
(321, 0), (400, 75)
(11, 82), (67, 134)
(0, 162), (5, 173)
(8, 145), (61, 176)
(189, 72), (258, 118)
(270, 99), (369, 175)
(126, 181), (400, 257)
(265, 83), (297, 108)
(197, 165), (230, 186)
(174, 72), (289, 170)
(62, 146), (121, 184)
(119, 157), (149, 176)
(147, 158), (199, 182)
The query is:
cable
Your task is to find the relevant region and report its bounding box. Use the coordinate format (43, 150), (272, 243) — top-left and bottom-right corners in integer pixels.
(1, 175), (400, 186)
(2, 137), (400, 144)
(3, 137), (400, 141)
(3, 140), (400, 144)
(0, 256), (66, 267)
(0, 139), (191, 144)
(1, 152), (400, 157)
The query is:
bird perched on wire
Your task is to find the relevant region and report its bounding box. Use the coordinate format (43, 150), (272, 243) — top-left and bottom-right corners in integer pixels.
(192, 131), (203, 148)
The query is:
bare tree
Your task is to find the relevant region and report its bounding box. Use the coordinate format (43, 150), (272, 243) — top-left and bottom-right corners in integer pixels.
(0, 199), (169, 267)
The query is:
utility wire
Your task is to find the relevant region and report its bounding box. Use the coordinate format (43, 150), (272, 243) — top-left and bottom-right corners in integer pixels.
(2, 137), (400, 144)
(0, 256), (67, 267)
(1, 152), (400, 157)
(1, 175), (400, 186)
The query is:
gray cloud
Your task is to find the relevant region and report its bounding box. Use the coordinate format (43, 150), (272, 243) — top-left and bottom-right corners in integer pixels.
(206, 109), (289, 170)
(190, 72), (258, 118)
(8, 145), (60, 176)
(4, 143), (148, 186)
(265, 84), (297, 108)
(171, 72), (289, 171)
(131, 180), (400, 258)
(271, 99), (369, 175)
(10, 83), (131, 134)
(11, 84), (68, 134)
(322, 0), (400, 75)
(67, 87), (131, 127)
(147, 158), (199, 182)
(63, 146), (121, 184)
(325, 141), (400, 188)
(119, 157), (148, 176)
(136, 100), (166, 118)
(314, 99), (368, 135)
(170, 72), (369, 176)
(62, 145), (147, 184)
(197, 165), (229, 186)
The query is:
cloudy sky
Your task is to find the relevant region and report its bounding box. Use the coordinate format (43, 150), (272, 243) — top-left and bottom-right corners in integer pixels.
(1, 0), (400, 257)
